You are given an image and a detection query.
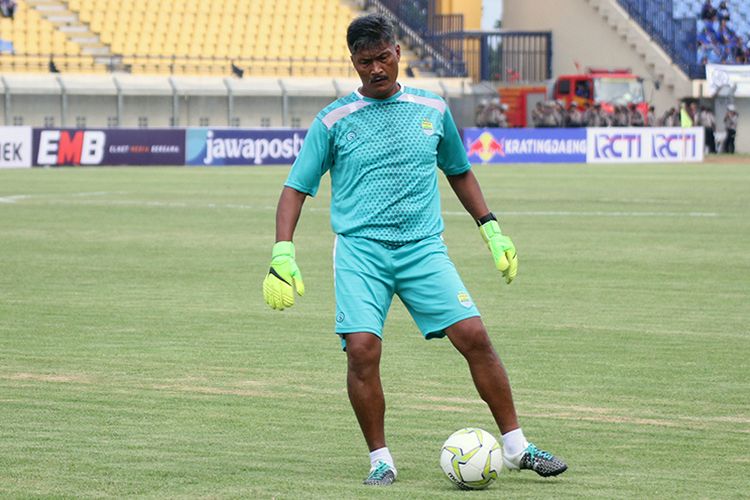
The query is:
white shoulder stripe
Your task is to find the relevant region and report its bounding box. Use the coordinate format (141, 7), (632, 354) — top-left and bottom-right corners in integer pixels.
(397, 92), (446, 114)
(321, 100), (372, 129)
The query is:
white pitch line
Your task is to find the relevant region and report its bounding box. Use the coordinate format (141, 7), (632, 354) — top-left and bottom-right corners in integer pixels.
(0, 191), (121, 204)
(10, 196), (720, 218)
(0, 195), (31, 204)
(443, 210), (720, 218)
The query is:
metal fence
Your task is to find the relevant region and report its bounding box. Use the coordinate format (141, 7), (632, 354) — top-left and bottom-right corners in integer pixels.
(365, 0), (552, 81)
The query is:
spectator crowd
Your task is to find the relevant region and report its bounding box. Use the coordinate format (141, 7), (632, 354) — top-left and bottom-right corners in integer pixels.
(697, 0), (750, 64)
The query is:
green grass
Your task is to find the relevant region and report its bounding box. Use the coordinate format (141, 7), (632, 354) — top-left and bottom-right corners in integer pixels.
(1, 163), (748, 498)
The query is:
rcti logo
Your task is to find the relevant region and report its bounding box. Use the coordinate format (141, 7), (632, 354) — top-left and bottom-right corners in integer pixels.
(593, 133), (642, 159)
(37, 130), (106, 165)
(466, 132), (505, 162)
(652, 133), (697, 158)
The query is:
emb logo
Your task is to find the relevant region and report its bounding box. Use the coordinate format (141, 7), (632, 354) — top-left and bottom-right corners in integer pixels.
(37, 130), (106, 165)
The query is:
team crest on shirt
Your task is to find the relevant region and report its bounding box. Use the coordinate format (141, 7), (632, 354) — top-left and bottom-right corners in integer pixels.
(421, 118), (435, 136)
(457, 292), (473, 308)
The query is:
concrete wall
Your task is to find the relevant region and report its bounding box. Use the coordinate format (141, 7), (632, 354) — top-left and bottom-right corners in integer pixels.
(121, 96), (173, 128)
(67, 95), (117, 128)
(233, 96), (284, 128)
(288, 96), (334, 127)
(178, 95), (228, 127)
(502, 0), (692, 116)
(5, 95), (61, 127)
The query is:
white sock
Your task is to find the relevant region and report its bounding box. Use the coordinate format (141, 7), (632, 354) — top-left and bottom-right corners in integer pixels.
(369, 447), (396, 473)
(501, 428), (529, 457)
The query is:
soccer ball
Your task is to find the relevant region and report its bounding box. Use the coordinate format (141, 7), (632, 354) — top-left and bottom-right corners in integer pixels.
(440, 427), (503, 490)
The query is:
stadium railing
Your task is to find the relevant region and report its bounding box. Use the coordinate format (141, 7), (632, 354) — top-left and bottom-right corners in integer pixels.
(616, 0), (705, 79)
(365, 0), (551, 82)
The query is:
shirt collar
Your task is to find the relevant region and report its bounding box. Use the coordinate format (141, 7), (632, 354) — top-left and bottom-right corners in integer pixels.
(355, 83), (403, 103)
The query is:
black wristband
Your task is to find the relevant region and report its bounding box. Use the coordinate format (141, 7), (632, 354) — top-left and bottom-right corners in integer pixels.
(476, 212), (497, 226)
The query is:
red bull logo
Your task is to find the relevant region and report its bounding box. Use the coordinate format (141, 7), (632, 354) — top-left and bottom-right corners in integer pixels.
(467, 132), (505, 163)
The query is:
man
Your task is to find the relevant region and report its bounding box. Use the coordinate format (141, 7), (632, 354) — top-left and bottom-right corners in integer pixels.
(0, 0), (16, 19)
(262, 13), (567, 486)
(701, 0), (718, 21)
(585, 102), (610, 127)
(699, 105), (717, 154)
(565, 102), (584, 128)
(723, 104), (738, 153)
(531, 101), (544, 127)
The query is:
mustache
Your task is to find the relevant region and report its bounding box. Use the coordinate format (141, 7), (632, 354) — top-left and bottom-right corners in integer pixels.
(369, 75), (388, 84)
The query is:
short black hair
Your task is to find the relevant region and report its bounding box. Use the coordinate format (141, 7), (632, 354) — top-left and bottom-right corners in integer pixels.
(346, 13), (396, 54)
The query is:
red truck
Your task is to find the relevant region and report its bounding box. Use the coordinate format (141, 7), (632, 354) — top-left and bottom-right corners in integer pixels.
(552, 68), (649, 120)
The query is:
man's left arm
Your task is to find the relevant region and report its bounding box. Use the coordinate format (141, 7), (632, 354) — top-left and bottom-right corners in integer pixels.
(446, 170), (518, 284)
(445, 169), (490, 221)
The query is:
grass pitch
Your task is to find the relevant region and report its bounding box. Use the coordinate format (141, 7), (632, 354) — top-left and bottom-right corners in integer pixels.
(1, 163), (748, 498)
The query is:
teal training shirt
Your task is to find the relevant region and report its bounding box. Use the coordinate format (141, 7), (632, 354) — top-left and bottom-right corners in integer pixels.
(285, 85), (471, 243)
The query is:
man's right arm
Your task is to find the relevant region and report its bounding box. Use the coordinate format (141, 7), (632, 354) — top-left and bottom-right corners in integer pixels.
(263, 187), (308, 310)
(263, 117), (331, 310)
(275, 186), (308, 242)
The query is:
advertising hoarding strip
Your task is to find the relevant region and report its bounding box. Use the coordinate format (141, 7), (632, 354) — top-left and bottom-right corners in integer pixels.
(32, 128), (185, 166)
(0, 126), (33, 168)
(7, 127), (707, 167)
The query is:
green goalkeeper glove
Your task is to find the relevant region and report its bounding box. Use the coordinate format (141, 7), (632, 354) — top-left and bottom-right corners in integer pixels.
(479, 219), (518, 284)
(263, 241), (305, 310)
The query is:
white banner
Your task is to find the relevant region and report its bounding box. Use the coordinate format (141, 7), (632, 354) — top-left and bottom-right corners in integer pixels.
(586, 127), (704, 163)
(0, 127), (33, 168)
(706, 64), (750, 97)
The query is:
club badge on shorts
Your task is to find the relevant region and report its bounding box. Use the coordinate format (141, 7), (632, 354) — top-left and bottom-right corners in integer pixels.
(457, 291), (473, 308)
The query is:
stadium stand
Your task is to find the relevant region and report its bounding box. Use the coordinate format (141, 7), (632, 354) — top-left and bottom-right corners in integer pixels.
(0, 0), (419, 76)
(616, 0), (750, 78)
(0, 0), (102, 73)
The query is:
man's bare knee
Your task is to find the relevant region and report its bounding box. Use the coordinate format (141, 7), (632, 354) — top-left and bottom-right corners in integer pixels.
(345, 333), (382, 376)
(446, 318), (495, 358)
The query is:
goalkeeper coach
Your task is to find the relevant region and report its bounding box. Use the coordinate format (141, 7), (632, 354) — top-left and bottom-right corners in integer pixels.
(263, 13), (567, 485)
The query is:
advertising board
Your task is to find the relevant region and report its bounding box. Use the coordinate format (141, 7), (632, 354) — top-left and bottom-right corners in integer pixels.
(0, 126), (32, 168)
(463, 128), (587, 164)
(586, 127), (704, 163)
(33, 129), (185, 166)
(186, 128), (306, 166)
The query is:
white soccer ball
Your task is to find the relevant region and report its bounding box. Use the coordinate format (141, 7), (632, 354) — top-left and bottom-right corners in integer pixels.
(440, 427), (503, 490)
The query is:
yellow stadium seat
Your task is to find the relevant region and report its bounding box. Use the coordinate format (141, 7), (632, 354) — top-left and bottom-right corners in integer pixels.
(0, 0), (361, 75)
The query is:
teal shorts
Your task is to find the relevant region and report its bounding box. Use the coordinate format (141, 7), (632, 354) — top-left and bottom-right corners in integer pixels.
(334, 233), (480, 348)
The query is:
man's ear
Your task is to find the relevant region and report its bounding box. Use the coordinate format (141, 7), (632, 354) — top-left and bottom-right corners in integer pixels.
(395, 44), (401, 62)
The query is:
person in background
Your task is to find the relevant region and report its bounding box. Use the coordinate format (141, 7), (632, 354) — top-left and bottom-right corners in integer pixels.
(680, 102), (694, 127)
(585, 102), (610, 127)
(539, 101), (562, 127)
(701, 0), (718, 21)
(723, 104), (738, 153)
(628, 103), (645, 127)
(482, 97), (506, 128)
(0, 0), (17, 19)
(647, 105), (657, 127)
(612, 105), (629, 127)
(565, 102), (584, 128)
(717, 1), (730, 22)
(475, 99), (488, 127)
(531, 101), (544, 128)
(497, 103), (509, 128)
(699, 105), (717, 154)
